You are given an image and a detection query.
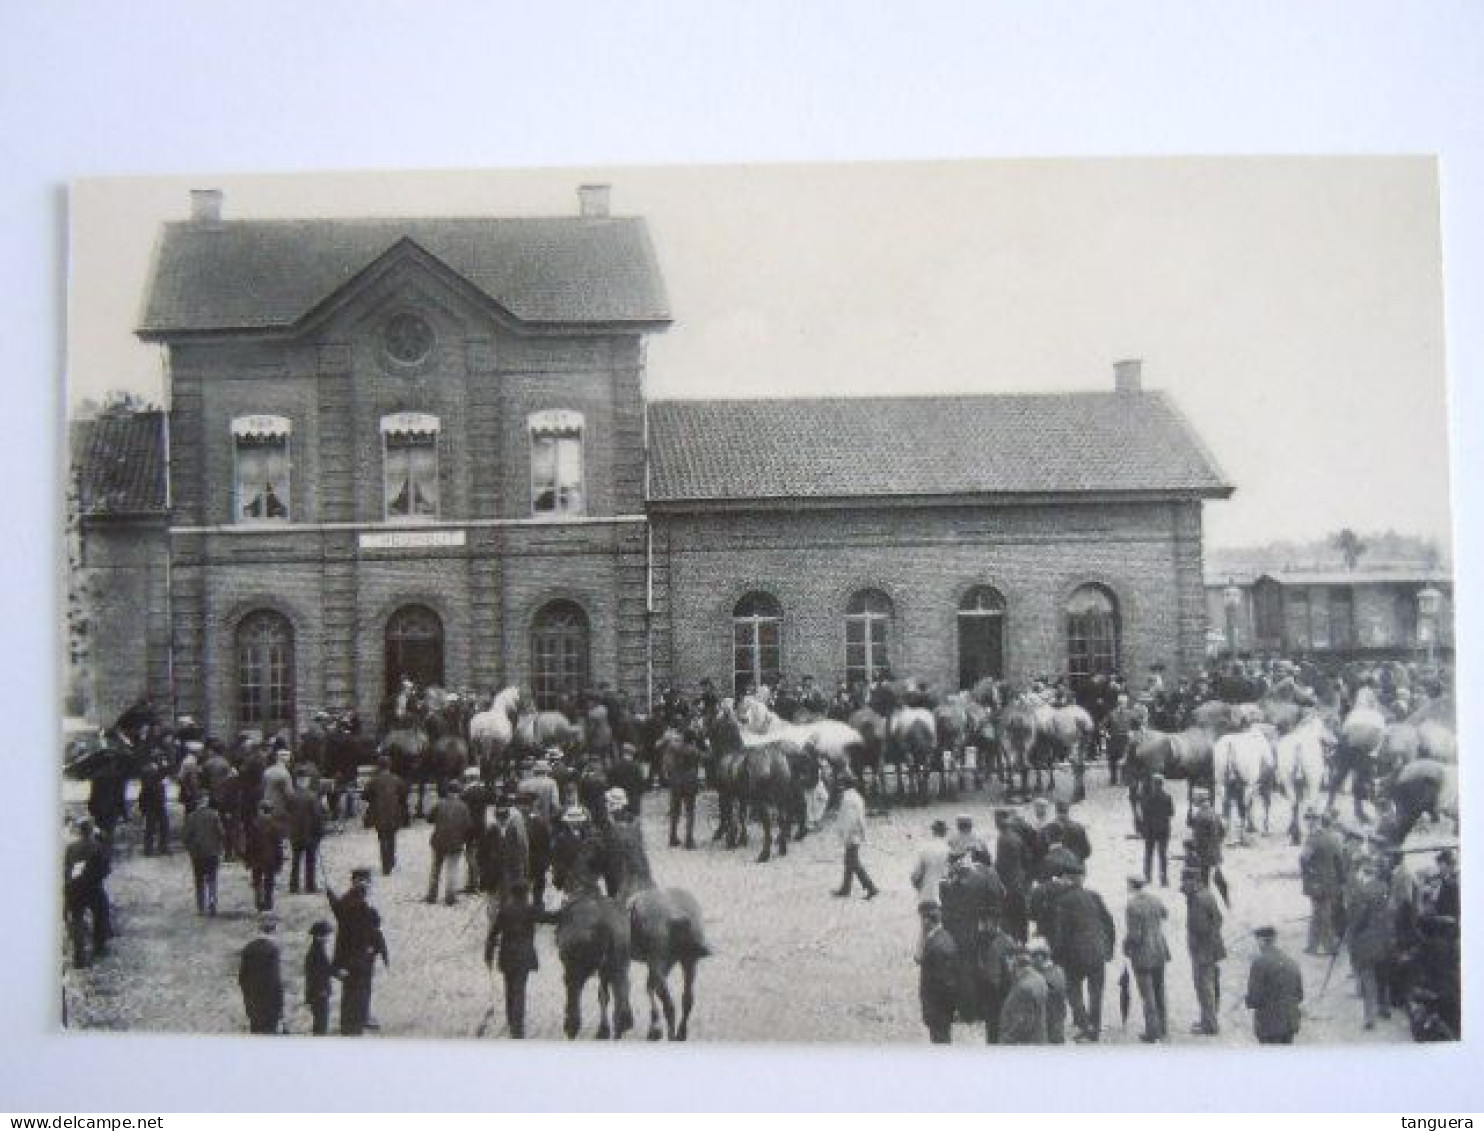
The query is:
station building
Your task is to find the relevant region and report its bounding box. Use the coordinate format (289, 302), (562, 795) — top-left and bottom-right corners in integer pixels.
(75, 186), (1232, 737)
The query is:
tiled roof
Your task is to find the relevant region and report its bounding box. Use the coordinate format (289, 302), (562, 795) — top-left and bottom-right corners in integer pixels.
(138, 217), (670, 334)
(72, 411), (167, 516)
(648, 391), (1232, 503)
(1255, 570), (1450, 587)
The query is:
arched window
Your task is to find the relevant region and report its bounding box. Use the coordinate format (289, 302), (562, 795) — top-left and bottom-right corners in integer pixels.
(531, 600), (590, 710)
(845, 589), (893, 688)
(236, 610), (295, 734)
(385, 604), (445, 693)
(958, 585), (1006, 688)
(732, 592), (782, 699)
(1066, 584), (1119, 687)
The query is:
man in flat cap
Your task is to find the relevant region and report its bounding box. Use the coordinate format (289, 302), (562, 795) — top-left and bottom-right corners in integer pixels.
(1124, 874), (1171, 1042)
(1141, 773), (1175, 886)
(239, 914), (284, 1034)
(1182, 867), (1225, 1035)
(916, 902), (958, 1044)
(1300, 809), (1345, 956)
(1245, 925), (1303, 1044)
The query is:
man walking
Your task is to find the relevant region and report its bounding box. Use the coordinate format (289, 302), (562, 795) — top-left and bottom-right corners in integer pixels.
(1245, 925), (1304, 1044)
(1141, 773), (1174, 886)
(1346, 861), (1395, 1030)
(304, 920), (334, 1036)
(832, 773), (879, 900)
(484, 880), (541, 1038)
(911, 819), (952, 911)
(247, 800), (284, 912)
(1123, 874), (1171, 1042)
(916, 902), (958, 1044)
(328, 867), (390, 1037)
(1182, 866), (1225, 1035)
(181, 795), (225, 916)
(63, 818), (112, 967)
(1051, 863), (1116, 1042)
(238, 914), (284, 1034)
(285, 772), (326, 895)
(1188, 788), (1226, 887)
(426, 779), (473, 905)
(138, 756), (170, 856)
(1300, 810), (1345, 956)
(363, 757), (409, 876)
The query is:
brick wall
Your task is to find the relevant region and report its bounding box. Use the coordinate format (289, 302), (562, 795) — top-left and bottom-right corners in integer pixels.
(654, 499), (1211, 695)
(79, 518), (170, 724)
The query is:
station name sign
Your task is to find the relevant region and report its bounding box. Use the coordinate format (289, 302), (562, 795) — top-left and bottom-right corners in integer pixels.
(358, 529), (466, 550)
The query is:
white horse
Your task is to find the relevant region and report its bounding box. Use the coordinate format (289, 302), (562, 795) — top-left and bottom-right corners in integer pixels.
(739, 707), (866, 783)
(469, 686), (524, 769)
(1212, 715), (1275, 842)
(1274, 712), (1335, 843)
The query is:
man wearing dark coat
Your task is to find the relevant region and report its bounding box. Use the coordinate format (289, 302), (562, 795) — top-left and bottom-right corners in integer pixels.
(138, 757), (170, 856)
(247, 801), (284, 912)
(460, 770), (494, 893)
(327, 868), (389, 1037)
(1346, 862), (1395, 1030)
(1300, 810), (1346, 955)
(181, 796), (225, 915)
(664, 734), (703, 850)
(938, 850), (1005, 1023)
(1031, 943), (1069, 1044)
(993, 809), (1029, 942)
(425, 781), (473, 905)
(285, 774), (326, 895)
(485, 881), (542, 1038)
(1187, 790), (1226, 886)
(916, 903), (958, 1044)
(1182, 866), (1226, 1035)
(1051, 866), (1116, 1042)
(1047, 800), (1091, 863)
(362, 757), (409, 876)
(63, 818), (112, 966)
(607, 744), (646, 819)
(1141, 774), (1175, 886)
(1245, 925), (1303, 1043)
(238, 915), (284, 1034)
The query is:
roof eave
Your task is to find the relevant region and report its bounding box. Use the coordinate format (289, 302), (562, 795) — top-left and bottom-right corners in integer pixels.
(647, 486), (1233, 513)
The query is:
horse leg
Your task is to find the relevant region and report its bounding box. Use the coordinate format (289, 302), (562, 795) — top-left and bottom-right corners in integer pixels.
(654, 964), (678, 1040)
(677, 957), (697, 1042)
(646, 968), (664, 1041)
(596, 975), (613, 1040)
(563, 969), (583, 1040)
(777, 803), (790, 857)
(756, 804), (772, 863)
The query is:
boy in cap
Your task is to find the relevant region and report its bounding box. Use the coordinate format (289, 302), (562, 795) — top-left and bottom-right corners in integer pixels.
(305, 920), (335, 1035)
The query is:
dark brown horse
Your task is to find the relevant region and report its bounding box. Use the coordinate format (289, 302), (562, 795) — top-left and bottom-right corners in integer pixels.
(606, 818), (710, 1040)
(1125, 700), (1238, 829)
(552, 832), (634, 1040)
(707, 708), (795, 863)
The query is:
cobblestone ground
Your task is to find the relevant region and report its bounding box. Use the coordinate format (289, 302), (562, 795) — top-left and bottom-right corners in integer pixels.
(61, 770), (1427, 1046)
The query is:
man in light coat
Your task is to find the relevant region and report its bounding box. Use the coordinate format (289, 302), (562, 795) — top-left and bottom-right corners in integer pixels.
(1124, 874), (1172, 1042)
(831, 773), (878, 900)
(911, 819), (953, 911)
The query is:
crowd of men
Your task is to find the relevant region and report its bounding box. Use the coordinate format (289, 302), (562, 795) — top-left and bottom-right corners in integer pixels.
(64, 650), (1457, 1043)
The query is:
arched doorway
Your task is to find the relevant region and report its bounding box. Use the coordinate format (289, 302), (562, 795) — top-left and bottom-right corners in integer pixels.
(385, 604), (445, 693)
(236, 610), (295, 735)
(531, 600), (590, 710)
(957, 586), (1005, 688)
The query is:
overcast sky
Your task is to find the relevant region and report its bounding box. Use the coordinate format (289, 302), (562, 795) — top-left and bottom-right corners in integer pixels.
(69, 158), (1452, 551)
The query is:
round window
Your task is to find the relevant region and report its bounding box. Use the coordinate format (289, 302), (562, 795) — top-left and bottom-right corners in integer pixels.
(383, 313), (434, 366)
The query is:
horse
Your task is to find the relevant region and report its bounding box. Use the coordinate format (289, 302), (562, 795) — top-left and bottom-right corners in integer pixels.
(516, 710), (584, 759)
(381, 714), (431, 817)
(469, 686), (524, 777)
(606, 817), (710, 1040)
(1038, 702), (1096, 802)
(707, 707), (796, 862)
(738, 708), (864, 810)
(1329, 688), (1388, 823)
(888, 703), (937, 803)
(1274, 712), (1335, 844)
(1211, 710), (1276, 842)
(998, 692), (1041, 799)
(846, 706), (890, 799)
(552, 830), (634, 1040)
(1124, 700), (1237, 831)
(1382, 758), (1459, 845)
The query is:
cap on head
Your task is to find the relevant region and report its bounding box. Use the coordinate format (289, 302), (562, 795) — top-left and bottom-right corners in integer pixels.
(930, 819), (948, 835)
(309, 920), (334, 937)
(350, 866), (372, 883)
(1127, 874), (1147, 889)
(1054, 800), (1070, 814)
(955, 814), (973, 827)
(918, 900), (941, 917)
(1253, 925), (1278, 940)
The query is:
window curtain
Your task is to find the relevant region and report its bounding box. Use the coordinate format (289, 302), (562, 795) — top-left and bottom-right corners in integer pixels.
(386, 438), (438, 518)
(237, 440), (290, 520)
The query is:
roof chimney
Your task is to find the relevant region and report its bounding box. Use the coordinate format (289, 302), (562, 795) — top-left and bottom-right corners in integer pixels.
(578, 184), (611, 219)
(1114, 358), (1143, 394)
(190, 189), (223, 227)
